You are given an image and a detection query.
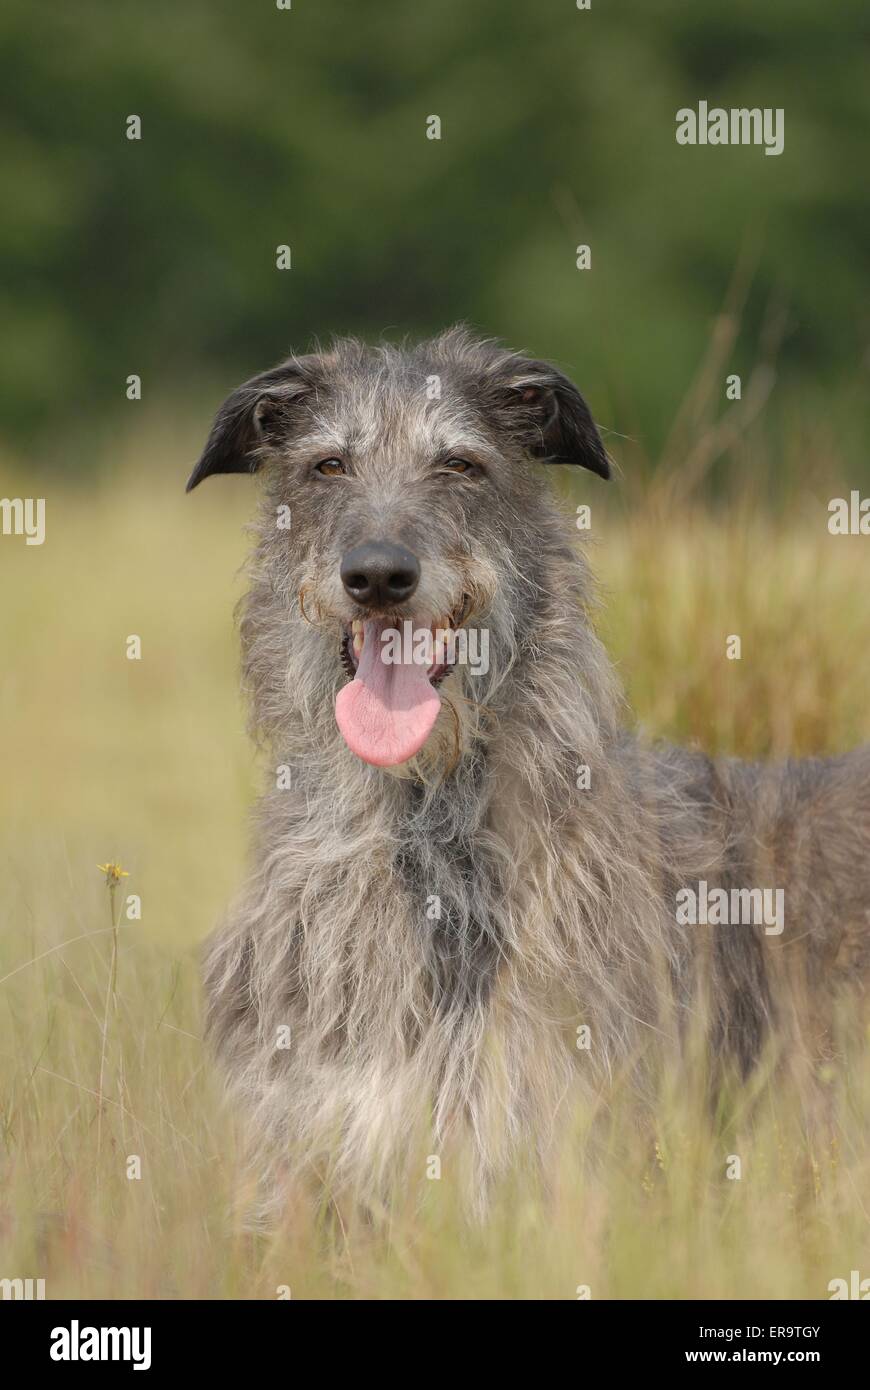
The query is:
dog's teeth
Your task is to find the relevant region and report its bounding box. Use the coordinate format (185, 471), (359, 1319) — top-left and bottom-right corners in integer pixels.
(353, 634), (363, 655)
(351, 619), (363, 635)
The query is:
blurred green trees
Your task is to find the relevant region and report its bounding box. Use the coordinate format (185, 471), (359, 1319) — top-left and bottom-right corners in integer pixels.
(2, 0), (868, 471)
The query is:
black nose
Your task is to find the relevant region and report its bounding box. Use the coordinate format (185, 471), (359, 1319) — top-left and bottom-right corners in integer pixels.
(340, 540), (421, 608)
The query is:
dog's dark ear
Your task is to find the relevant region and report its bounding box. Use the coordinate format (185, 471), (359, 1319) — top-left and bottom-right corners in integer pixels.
(502, 361), (610, 479)
(186, 359), (317, 492)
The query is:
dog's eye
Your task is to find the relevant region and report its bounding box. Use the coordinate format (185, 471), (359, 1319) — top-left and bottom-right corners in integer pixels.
(442, 458), (479, 476)
(315, 458), (346, 477)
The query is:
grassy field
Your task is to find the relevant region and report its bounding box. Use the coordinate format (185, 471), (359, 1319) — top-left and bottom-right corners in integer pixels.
(1, 429), (869, 1299)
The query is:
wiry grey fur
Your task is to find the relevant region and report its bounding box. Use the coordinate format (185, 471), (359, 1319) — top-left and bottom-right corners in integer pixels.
(189, 329), (870, 1215)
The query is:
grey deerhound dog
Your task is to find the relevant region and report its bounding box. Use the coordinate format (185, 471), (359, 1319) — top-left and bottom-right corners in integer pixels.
(188, 328), (869, 1212)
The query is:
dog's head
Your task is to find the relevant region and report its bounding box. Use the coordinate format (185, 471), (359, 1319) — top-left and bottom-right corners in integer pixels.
(188, 329), (609, 769)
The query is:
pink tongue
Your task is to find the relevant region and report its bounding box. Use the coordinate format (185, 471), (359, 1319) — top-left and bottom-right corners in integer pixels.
(335, 620), (441, 766)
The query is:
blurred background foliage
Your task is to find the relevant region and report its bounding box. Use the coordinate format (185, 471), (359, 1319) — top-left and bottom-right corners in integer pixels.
(2, 0), (868, 480)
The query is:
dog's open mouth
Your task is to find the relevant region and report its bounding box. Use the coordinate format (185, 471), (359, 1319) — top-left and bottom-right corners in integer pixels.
(335, 600), (469, 767)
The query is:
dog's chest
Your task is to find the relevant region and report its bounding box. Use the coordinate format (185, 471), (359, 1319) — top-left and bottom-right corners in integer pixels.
(389, 775), (512, 1012)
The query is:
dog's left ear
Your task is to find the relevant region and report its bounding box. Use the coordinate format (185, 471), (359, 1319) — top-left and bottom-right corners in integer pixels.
(186, 358), (317, 492)
(503, 361), (610, 479)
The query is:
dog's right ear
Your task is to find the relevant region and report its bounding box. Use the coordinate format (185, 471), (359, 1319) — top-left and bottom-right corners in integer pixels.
(186, 359), (317, 492)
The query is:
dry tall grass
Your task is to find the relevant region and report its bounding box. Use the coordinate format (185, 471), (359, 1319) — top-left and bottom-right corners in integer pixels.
(1, 422), (868, 1298)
